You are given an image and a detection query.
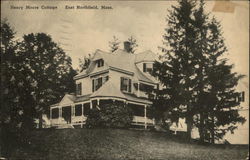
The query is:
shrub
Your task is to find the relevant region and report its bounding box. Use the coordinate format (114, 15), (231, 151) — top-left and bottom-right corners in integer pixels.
(85, 103), (133, 129)
(85, 108), (102, 128)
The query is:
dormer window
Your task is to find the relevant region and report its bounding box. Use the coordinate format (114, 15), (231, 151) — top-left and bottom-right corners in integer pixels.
(143, 63), (153, 73)
(97, 59), (104, 67)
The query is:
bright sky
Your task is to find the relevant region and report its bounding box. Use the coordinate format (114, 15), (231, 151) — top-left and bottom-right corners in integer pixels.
(1, 0), (249, 143)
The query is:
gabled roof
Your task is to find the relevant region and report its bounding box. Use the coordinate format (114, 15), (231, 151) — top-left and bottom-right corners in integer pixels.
(59, 94), (76, 106)
(90, 80), (126, 99)
(135, 50), (158, 63)
(74, 49), (157, 84)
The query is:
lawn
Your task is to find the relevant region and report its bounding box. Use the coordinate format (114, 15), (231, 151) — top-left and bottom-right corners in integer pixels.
(10, 128), (248, 160)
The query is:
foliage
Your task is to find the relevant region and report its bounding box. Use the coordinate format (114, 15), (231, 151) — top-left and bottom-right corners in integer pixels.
(152, 0), (198, 138)
(127, 36), (138, 54)
(0, 19), (35, 156)
(152, 0), (245, 142)
(109, 36), (120, 53)
(86, 103), (133, 128)
(78, 53), (92, 72)
(19, 33), (76, 127)
(0, 20), (76, 156)
(85, 108), (102, 128)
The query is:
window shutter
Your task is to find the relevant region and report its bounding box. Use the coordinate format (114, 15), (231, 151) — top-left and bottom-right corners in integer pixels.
(120, 77), (123, 91)
(92, 79), (95, 92)
(80, 83), (82, 95)
(143, 63), (146, 72)
(128, 79), (131, 92)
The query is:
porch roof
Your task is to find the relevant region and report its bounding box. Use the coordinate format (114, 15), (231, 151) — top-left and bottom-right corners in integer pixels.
(75, 94), (91, 103)
(124, 93), (152, 105)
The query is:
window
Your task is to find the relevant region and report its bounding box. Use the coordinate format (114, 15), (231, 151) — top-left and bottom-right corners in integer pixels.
(143, 63), (153, 73)
(97, 59), (104, 67)
(52, 108), (59, 119)
(83, 103), (90, 116)
(76, 83), (82, 95)
(120, 77), (131, 93)
(92, 76), (109, 92)
(75, 104), (82, 116)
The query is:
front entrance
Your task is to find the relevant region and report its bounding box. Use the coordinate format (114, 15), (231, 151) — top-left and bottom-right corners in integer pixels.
(62, 106), (71, 124)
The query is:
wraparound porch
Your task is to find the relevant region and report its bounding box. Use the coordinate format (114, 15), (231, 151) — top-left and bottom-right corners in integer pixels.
(50, 98), (155, 129)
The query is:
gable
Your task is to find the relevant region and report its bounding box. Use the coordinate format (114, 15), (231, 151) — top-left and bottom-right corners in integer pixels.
(59, 94), (75, 106)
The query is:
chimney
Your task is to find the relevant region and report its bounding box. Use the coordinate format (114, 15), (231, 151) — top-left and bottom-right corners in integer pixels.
(124, 41), (131, 53)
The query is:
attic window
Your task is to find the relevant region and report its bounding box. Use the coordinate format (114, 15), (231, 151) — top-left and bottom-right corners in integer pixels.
(143, 63), (153, 73)
(97, 59), (104, 67)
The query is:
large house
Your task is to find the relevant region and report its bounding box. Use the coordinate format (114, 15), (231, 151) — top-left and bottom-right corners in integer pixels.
(49, 42), (159, 129)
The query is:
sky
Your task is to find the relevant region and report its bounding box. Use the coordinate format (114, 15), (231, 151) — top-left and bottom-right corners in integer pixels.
(1, 0), (249, 143)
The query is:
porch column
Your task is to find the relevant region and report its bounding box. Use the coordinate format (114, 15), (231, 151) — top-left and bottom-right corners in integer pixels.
(144, 105), (147, 129)
(59, 107), (62, 119)
(97, 99), (100, 106)
(97, 99), (100, 110)
(90, 101), (93, 109)
(82, 103), (84, 116)
(71, 105), (75, 117)
(50, 107), (52, 126)
(123, 100), (127, 107)
(81, 103), (84, 128)
(50, 107), (52, 120)
(137, 82), (140, 97)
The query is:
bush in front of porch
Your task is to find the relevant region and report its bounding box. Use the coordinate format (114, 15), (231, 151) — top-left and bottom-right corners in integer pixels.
(86, 103), (133, 129)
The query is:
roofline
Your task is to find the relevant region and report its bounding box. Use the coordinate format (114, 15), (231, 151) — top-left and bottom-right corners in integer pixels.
(139, 79), (158, 85)
(89, 70), (109, 78)
(109, 66), (134, 76)
(90, 96), (152, 105)
(74, 74), (89, 80)
(135, 60), (155, 64)
(89, 95), (127, 100)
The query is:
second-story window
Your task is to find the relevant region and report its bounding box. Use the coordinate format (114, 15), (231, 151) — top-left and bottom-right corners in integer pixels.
(120, 77), (131, 93)
(97, 59), (104, 67)
(76, 83), (82, 95)
(92, 76), (109, 92)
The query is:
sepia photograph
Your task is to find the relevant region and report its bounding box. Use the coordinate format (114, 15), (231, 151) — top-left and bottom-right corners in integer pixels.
(0, 0), (249, 159)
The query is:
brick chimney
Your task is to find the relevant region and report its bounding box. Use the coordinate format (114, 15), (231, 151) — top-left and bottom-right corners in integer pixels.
(124, 41), (132, 53)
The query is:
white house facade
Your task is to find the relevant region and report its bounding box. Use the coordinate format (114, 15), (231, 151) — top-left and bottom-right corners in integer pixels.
(49, 42), (158, 129)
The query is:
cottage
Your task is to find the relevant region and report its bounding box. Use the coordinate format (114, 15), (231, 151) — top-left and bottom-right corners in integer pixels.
(50, 42), (159, 129)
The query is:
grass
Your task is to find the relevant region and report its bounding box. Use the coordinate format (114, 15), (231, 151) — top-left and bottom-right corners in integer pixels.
(10, 128), (248, 160)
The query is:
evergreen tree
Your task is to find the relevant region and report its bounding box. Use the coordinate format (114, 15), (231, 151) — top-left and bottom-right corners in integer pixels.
(109, 36), (120, 53)
(197, 18), (246, 143)
(127, 36), (138, 54)
(153, 0), (246, 142)
(152, 0), (198, 139)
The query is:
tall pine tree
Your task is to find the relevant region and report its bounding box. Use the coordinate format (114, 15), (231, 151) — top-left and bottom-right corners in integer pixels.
(152, 0), (198, 139)
(152, 0), (246, 142)
(109, 36), (120, 53)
